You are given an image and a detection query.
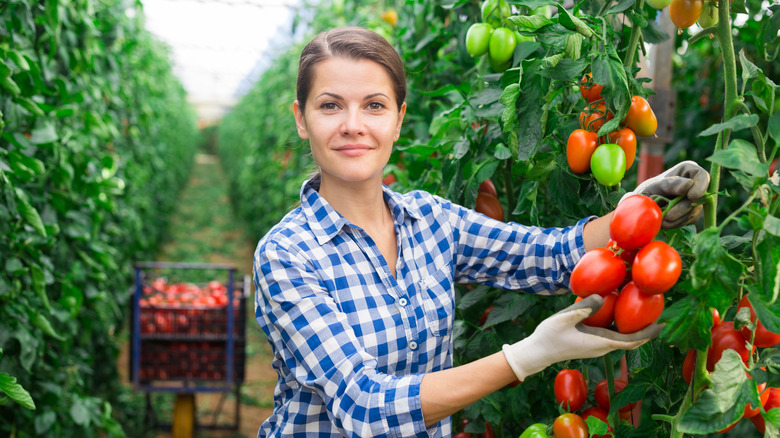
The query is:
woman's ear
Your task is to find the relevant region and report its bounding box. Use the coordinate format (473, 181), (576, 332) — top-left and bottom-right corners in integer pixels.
(395, 102), (407, 138)
(293, 100), (309, 139)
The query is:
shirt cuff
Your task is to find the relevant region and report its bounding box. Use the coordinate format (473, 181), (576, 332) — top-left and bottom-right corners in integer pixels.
(382, 373), (431, 438)
(570, 215), (599, 267)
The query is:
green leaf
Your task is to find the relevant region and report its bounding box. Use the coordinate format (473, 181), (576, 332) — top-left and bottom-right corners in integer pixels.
(766, 215), (780, 237)
(15, 188), (47, 237)
(698, 113), (759, 136)
(659, 295), (713, 351)
(605, 0), (635, 14)
(678, 350), (758, 433)
(756, 235), (780, 307)
(642, 18), (671, 44)
(749, 291), (780, 336)
(689, 228), (744, 310)
(609, 381), (648, 416)
(500, 83), (520, 135)
(7, 50), (30, 71)
(457, 285), (493, 310)
(0, 372), (35, 410)
(766, 407), (780, 430)
(31, 312), (64, 341)
(15, 97), (45, 117)
(592, 48), (631, 125)
(482, 293), (535, 328)
(707, 139), (768, 177)
(70, 399), (91, 427)
(739, 49), (761, 82)
(585, 415), (609, 436)
(563, 33), (582, 59)
(1, 76), (21, 95)
(493, 144), (512, 160)
(507, 14), (552, 31)
(556, 6), (594, 38)
(30, 264), (51, 312)
(34, 411), (56, 435)
(769, 109), (780, 142)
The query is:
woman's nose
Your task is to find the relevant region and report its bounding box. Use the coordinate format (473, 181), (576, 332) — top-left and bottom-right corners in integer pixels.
(341, 108), (365, 136)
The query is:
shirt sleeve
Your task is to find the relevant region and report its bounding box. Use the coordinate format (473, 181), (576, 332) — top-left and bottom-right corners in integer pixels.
(440, 197), (594, 295)
(254, 238), (432, 438)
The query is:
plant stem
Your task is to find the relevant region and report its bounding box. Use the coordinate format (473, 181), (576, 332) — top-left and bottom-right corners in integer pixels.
(503, 160), (516, 219)
(604, 356), (620, 429)
(623, 0), (646, 67)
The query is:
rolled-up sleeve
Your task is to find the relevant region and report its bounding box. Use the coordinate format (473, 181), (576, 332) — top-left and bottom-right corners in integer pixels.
(255, 239), (431, 438)
(440, 198), (593, 294)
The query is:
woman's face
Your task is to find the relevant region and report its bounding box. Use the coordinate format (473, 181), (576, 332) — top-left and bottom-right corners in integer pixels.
(294, 57), (406, 188)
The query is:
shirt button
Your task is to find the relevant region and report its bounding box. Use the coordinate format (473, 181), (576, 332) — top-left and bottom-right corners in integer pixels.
(398, 297), (408, 307)
(409, 341), (418, 350)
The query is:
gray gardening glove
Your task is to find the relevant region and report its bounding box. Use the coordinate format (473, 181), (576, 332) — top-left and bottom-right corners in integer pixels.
(502, 295), (662, 382)
(620, 160), (710, 229)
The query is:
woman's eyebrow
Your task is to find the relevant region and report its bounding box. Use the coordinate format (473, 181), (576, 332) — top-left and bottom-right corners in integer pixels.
(315, 92), (343, 100)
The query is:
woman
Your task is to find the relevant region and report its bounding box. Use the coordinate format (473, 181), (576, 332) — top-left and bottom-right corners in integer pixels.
(253, 27), (708, 437)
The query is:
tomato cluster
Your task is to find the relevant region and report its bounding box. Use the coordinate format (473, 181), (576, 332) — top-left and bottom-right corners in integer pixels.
(475, 179), (505, 221)
(465, 0), (539, 72)
(567, 76), (657, 187)
(545, 368), (635, 438)
(570, 195), (681, 333)
(139, 278), (241, 335)
(680, 297), (780, 433)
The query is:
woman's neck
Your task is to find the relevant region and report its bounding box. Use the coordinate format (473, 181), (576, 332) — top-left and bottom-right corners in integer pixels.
(317, 175), (391, 231)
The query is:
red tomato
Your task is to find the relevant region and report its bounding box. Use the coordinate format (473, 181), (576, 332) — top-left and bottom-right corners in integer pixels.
(580, 73), (603, 103)
(453, 433), (471, 438)
(682, 349), (696, 385)
(579, 103), (613, 133)
(479, 306), (495, 327)
(594, 379), (631, 413)
(570, 248), (627, 298)
(382, 173), (397, 185)
(669, 0), (704, 28)
(555, 369), (588, 412)
(566, 129), (599, 174)
(552, 413), (588, 438)
(752, 387), (780, 434)
(744, 374), (769, 418)
(607, 128), (637, 170)
(478, 179), (498, 197)
(614, 281), (665, 334)
(581, 406), (611, 438)
(623, 96), (657, 137)
(707, 321), (750, 371)
(737, 295), (780, 348)
(576, 290), (618, 328)
(631, 241), (682, 295)
(712, 308), (721, 327)
(609, 195), (662, 250)
(475, 192), (505, 221)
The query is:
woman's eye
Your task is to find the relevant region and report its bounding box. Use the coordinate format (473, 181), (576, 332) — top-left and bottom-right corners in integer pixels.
(320, 102), (338, 110)
(367, 102), (386, 111)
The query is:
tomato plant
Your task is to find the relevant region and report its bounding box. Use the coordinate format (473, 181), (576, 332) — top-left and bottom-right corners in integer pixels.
(554, 369), (587, 412)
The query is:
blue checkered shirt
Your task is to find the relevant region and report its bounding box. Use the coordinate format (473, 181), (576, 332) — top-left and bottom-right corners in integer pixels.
(253, 178), (590, 437)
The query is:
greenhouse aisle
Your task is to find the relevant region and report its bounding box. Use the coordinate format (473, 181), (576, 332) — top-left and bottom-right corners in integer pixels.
(119, 152), (276, 437)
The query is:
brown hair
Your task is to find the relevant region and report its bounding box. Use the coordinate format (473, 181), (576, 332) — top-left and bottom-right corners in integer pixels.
(296, 27), (406, 113)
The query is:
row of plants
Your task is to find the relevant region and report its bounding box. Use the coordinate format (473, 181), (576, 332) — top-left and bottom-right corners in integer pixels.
(0, 0), (200, 436)
(218, 0), (779, 436)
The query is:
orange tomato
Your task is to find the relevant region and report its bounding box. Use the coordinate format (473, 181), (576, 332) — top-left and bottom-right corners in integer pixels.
(566, 129), (599, 174)
(623, 96), (657, 137)
(607, 128), (637, 170)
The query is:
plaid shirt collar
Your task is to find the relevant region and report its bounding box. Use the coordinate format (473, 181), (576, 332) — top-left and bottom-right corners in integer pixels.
(299, 176), (423, 246)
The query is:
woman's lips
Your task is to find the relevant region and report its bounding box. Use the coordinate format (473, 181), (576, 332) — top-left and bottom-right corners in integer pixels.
(334, 144), (372, 156)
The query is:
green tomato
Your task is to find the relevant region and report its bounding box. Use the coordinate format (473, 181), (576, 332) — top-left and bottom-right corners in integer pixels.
(698, 1), (719, 28)
(514, 30), (534, 44)
(530, 5), (552, 18)
(646, 0), (674, 8)
(466, 23), (493, 57)
(488, 27), (516, 64)
(590, 143), (626, 186)
(482, 0), (511, 27)
(519, 423), (551, 438)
